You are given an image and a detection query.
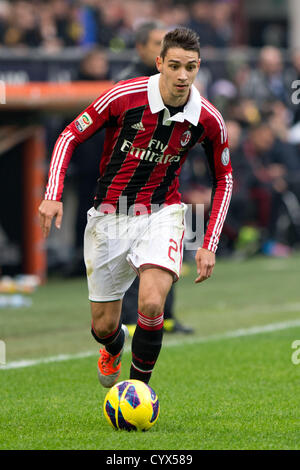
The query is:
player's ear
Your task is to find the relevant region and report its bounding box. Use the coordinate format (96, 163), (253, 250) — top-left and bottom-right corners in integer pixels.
(156, 55), (163, 72)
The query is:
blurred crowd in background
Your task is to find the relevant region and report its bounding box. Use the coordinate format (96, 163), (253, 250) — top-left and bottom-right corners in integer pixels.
(0, 0), (246, 50)
(0, 0), (300, 276)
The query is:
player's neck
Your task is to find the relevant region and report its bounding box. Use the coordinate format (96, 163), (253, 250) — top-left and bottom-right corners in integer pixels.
(159, 80), (189, 108)
(161, 92), (189, 108)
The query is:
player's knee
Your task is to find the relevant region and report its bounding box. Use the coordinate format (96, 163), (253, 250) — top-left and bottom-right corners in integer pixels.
(138, 298), (163, 317)
(93, 315), (117, 338)
(92, 304), (117, 337)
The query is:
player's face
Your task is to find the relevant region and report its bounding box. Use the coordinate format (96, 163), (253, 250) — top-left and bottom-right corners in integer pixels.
(156, 48), (200, 106)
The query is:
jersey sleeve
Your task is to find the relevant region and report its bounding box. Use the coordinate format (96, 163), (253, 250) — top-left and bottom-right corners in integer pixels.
(44, 85), (120, 201)
(200, 113), (233, 253)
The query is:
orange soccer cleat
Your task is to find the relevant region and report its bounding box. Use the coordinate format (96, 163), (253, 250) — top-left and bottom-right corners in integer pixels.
(97, 348), (123, 388)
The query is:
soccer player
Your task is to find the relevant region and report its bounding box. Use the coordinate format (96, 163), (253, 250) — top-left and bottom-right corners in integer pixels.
(115, 20), (194, 335)
(39, 28), (233, 387)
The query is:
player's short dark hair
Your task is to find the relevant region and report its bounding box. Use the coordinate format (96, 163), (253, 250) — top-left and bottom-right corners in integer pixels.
(135, 21), (165, 46)
(160, 28), (200, 59)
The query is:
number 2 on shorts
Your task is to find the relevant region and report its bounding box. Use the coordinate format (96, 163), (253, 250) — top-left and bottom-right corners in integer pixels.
(168, 239), (178, 263)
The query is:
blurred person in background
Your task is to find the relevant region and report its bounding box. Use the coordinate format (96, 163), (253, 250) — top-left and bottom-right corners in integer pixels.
(38, 0), (82, 51)
(187, 1), (232, 88)
(265, 99), (293, 142)
(224, 119), (259, 256)
(77, 46), (110, 80)
(188, 0), (218, 48)
(114, 20), (167, 82)
(180, 119), (247, 258)
(63, 47), (111, 277)
(159, 3), (190, 29)
(285, 49), (300, 88)
(38, 2), (64, 51)
(121, 0), (157, 47)
(0, 0), (11, 45)
(284, 49), (300, 123)
(75, 0), (129, 50)
(241, 46), (290, 107)
(1, 0), (42, 48)
(210, 0), (234, 48)
(51, 0), (82, 47)
(0, 0), (84, 50)
(226, 97), (261, 130)
(188, 0), (233, 49)
(114, 20), (194, 335)
(242, 122), (300, 254)
(95, 0), (126, 49)
(77, 0), (102, 48)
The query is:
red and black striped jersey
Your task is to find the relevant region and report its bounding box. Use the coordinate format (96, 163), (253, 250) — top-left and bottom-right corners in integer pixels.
(45, 74), (233, 253)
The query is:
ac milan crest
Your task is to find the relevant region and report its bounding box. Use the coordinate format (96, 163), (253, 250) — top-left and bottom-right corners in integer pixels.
(180, 130), (192, 147)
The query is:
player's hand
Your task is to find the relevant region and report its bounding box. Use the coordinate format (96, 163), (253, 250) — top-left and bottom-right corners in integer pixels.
(194, 247), (215, 283)
(38, 200), (63, 238)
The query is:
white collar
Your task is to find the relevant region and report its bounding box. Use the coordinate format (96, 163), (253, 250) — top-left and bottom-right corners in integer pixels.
(147, 73), (202, 126)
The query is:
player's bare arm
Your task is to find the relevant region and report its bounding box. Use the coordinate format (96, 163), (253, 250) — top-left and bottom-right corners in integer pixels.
(194, 248), (216, 283)
(38, 200), (63, 238)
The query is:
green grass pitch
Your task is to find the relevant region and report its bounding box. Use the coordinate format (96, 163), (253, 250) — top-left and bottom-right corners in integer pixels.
(1, 255), (300, 450)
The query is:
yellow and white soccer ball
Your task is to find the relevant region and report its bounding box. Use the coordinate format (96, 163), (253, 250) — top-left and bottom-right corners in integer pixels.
(103, 379), (160, 431)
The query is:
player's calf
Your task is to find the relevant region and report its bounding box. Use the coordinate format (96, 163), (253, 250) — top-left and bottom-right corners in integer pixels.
(130, 311), (164, 384)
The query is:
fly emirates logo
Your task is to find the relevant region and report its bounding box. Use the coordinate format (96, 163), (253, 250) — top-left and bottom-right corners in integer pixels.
(120, 138), (181, 164)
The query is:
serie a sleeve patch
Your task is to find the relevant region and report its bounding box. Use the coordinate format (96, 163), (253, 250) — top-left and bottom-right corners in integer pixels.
(221, 147), (230, 166)
(75, 112), (93, 132)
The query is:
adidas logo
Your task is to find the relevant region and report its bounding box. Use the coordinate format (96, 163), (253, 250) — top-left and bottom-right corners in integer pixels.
(131, 122), (145, 131)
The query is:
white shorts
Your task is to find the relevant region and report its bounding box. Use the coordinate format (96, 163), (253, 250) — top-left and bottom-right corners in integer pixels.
(83, 204), (186, 302)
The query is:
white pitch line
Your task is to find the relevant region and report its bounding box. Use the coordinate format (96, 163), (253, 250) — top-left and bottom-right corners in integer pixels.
(2, 318), (300, 371)
(163, 318), (300, 348)
(1, 351), (96, 370)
